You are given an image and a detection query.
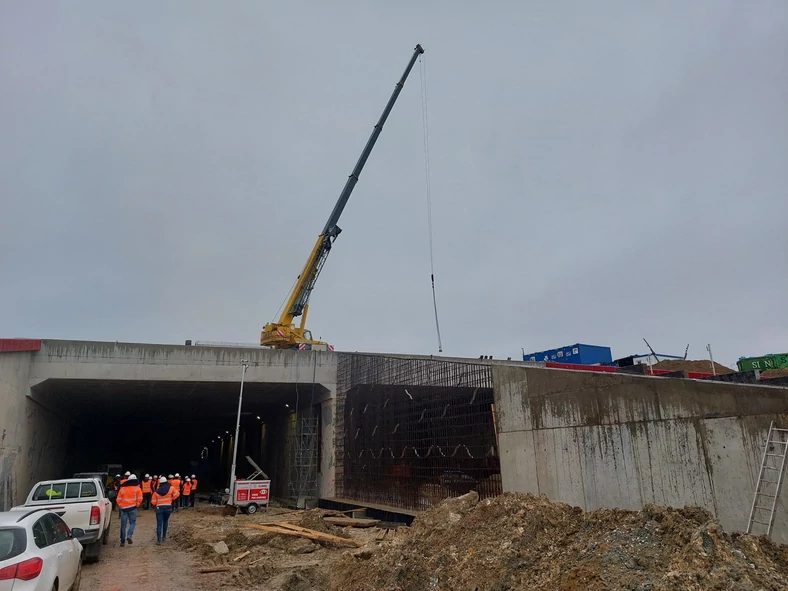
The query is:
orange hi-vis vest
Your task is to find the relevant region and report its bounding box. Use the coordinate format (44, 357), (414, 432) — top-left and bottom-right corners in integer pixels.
(152, 485), (180, 507)
(117, 485), (142, 509)
(182, 481), (192, 496)
(191, 478), (198, 491)
(170, 478), (181, 491)
(141, 480), (152, 494)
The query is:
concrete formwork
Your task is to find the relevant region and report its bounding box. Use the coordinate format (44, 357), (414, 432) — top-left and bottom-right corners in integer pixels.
(493, 364), (788, 542)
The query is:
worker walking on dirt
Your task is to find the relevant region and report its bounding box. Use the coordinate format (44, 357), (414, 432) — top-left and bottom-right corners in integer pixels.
(170, 474), (181, 512)
(152, 476), (179, 544)
(181, 478), (192, 508)
(141, 474), (153, 510)
(117, 474), (143, 546)
(190, 474), (198, 506)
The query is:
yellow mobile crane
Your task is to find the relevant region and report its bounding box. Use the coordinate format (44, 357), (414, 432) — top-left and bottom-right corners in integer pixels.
(261, 44), (425, 350)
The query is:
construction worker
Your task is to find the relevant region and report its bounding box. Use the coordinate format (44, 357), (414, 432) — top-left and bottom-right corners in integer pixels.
(170, 474), (181, 512)
(190, 474), (198, 506)
(111, 474), (121, 509)
(140, 474), (153, 510)
(121, 471), (130, 485)
(181, 478), (192, 508)
(151, 476), (179, 544)
(117, 474), (142, 546)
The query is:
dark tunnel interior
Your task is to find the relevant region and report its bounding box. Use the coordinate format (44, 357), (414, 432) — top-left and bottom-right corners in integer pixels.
(32, 379), (325, 498)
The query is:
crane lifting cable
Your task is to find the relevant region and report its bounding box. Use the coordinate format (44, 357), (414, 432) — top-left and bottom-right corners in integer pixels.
(419, 53), (443, 353)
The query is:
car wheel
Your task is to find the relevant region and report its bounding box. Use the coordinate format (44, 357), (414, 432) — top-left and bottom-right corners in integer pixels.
(72, 561), (83, 591)
(84, 540), (101, 563)
(246, 503), (258, 514)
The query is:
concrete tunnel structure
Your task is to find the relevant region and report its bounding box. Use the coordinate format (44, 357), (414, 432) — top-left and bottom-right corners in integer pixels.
(2, 339), (788, 542)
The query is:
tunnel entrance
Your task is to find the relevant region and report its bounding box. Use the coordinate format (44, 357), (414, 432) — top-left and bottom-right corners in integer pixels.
(31, 379), (326, 501)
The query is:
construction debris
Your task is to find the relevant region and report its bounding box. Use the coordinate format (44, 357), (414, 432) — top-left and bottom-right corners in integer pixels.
(233, 550), (251, 561)
(244, 523), (363, 548)
(210, 540), (229, 555)
(198, 566), (232, 574)
(323, 517), (379, 528)
(332, 492), (788, 591)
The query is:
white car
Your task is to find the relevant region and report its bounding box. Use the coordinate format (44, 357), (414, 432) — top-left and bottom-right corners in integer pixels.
(15, 479), (112, 562)
(0, 509), (83, 591)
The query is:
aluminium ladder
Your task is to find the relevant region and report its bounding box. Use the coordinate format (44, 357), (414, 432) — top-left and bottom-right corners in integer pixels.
(747, 422), (788, 535)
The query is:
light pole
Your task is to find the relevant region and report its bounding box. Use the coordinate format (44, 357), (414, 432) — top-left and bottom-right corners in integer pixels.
(228, 359), (249, 505)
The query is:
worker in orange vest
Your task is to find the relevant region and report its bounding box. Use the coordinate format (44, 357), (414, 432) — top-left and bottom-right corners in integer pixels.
(169, 474), (181, 511)
(117, 474), (142, 546)
(152, 476), (179, 544)
(190, 474), (198, 507)
(120, 471), (130, 485)
(140, 474), (153, 510)
(181, 478), (192, 508)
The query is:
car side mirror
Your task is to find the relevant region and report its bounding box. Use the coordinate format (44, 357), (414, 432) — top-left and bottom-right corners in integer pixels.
(70, 528), (85, 539)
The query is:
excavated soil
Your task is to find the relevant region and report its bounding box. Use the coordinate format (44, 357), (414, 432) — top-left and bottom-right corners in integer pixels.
(652, 359), (734, 374)
(332, 492), (788, 591)
(171, 498), (788, 591)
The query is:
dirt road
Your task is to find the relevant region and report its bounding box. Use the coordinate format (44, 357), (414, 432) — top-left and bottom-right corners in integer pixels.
(81, 508), (208, 591)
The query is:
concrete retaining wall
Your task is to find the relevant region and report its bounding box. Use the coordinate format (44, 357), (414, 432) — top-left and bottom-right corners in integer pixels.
(0, 352), (69, 509)
(493, 365), (788, 542)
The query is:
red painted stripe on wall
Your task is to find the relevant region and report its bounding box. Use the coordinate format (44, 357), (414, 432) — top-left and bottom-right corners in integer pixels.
(0, 338), (43, 352)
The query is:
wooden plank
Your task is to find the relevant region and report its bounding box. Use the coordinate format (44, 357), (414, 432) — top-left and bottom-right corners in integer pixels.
(249, 556), (267, 566)
(324, 517), (380, 528)
(233, 550), (251, 561)
(199, 567), (232, 574)
(244, 523), (362, 547)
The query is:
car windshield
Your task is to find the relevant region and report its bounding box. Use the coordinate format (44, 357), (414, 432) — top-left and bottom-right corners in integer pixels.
(0, 527), (26, 561)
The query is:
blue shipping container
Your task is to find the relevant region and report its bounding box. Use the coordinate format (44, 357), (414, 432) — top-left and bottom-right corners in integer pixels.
(524, 343), (612, 365)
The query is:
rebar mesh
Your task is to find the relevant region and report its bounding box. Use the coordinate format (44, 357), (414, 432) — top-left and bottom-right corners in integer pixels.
(336, 354), (501, 511)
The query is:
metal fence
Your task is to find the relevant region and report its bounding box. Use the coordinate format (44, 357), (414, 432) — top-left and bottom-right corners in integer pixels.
(335, 354), (501, 511)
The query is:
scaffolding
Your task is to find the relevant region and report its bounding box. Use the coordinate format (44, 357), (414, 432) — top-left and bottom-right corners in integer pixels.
(289, 415), (319, 508)
(336, 354), (501, 511)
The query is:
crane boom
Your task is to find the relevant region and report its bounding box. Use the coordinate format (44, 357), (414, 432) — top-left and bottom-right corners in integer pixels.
(261, 44), (425, 349)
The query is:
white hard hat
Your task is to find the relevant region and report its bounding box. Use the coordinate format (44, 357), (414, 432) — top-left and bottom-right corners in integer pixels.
(125, 471), (131, 476)
(145, 474), (150, 478)
(168, 474), (174, 478)
(185, 477), (190, 481)
(191, 474), (196, 477)
(175, 473), (180, 477)
(160, 477), (167, 483)
(129, 474), (137, 480)
(116, 474), (121, 477)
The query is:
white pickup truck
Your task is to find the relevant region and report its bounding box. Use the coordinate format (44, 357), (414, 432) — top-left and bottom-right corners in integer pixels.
(14, 477), (112, 562)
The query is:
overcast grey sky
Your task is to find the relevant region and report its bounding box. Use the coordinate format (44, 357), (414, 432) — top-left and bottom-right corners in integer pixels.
(1, 1), (785, 366)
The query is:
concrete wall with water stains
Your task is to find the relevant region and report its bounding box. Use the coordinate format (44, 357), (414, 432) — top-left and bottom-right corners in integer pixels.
(493, 365), (788, 542)
(0, 351), (70, 509)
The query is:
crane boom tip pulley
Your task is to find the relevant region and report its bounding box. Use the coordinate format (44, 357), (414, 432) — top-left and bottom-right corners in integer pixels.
(260, 44), (424, 350)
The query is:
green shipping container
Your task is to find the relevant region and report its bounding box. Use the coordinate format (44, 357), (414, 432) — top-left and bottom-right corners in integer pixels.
(737, 353), (788, 372)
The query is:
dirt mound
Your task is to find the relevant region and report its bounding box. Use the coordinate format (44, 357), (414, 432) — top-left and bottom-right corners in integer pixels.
(652, 359), (734, 374)
(296, 509), (349, 538)
(333, 492), (788, 591)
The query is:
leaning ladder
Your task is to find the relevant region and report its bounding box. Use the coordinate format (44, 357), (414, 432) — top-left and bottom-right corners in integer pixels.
(747, 421), (788, 535)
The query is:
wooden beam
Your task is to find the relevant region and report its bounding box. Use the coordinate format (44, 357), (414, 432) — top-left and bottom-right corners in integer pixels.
(233, 550), (251, 562)
(244, 523), (362, 547)
(324, 517), (380, 528)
